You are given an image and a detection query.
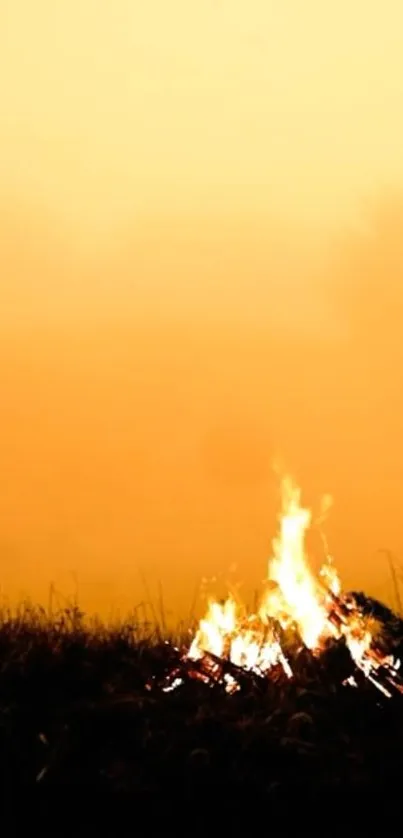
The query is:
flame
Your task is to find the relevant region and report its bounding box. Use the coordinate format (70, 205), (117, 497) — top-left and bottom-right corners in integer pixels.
(188, 598), (292, 678)
(184, 475), (402, 697)
(261, 477), (330, 648)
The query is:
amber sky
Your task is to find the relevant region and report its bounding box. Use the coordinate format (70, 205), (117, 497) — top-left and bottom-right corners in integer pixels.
(1, 1), (403, 617)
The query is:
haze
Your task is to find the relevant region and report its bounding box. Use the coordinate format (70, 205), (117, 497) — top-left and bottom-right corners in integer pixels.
(1, 1), (403, 618)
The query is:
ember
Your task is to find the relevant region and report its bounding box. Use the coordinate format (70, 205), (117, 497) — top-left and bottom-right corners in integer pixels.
(162, 476), (403, 699)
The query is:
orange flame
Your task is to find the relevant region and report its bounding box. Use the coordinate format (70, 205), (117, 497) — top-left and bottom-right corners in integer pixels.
(186, 475), (401, 696)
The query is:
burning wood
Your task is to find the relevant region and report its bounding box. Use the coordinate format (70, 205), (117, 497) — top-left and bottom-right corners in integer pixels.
(158, 475), (403, 701)
(326, 589), (403, 697)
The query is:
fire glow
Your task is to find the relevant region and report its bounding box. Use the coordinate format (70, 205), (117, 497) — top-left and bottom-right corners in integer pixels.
(165, 476), (403, 699)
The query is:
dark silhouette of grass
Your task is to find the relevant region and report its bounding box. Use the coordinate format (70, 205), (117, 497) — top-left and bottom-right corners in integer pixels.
(1, 595), (403, 833)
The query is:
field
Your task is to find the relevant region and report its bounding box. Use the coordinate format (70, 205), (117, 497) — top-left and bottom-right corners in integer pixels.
(1, 594), (403, 833)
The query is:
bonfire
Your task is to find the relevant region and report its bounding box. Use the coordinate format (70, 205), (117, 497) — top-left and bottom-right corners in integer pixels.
(158, 476), (403, 699)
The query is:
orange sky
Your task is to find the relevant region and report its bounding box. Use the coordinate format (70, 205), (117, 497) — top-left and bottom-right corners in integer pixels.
(1, 1), (403, 618)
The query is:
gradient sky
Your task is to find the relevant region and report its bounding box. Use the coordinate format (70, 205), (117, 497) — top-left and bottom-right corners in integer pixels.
(2, 0), (403, 232)
(1, 1), (403, 618)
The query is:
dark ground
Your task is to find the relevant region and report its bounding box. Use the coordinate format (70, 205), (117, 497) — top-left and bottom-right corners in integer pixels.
(1, 594), (403, 834)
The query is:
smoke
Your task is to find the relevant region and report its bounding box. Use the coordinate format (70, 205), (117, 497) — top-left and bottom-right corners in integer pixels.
(1, 192), (403, 615)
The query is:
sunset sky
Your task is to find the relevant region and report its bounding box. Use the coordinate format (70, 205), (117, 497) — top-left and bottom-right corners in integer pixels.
(1, 1), (403, 617)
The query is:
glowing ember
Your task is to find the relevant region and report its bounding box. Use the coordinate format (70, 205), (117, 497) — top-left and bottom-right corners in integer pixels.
(181, 475), (403, 698)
